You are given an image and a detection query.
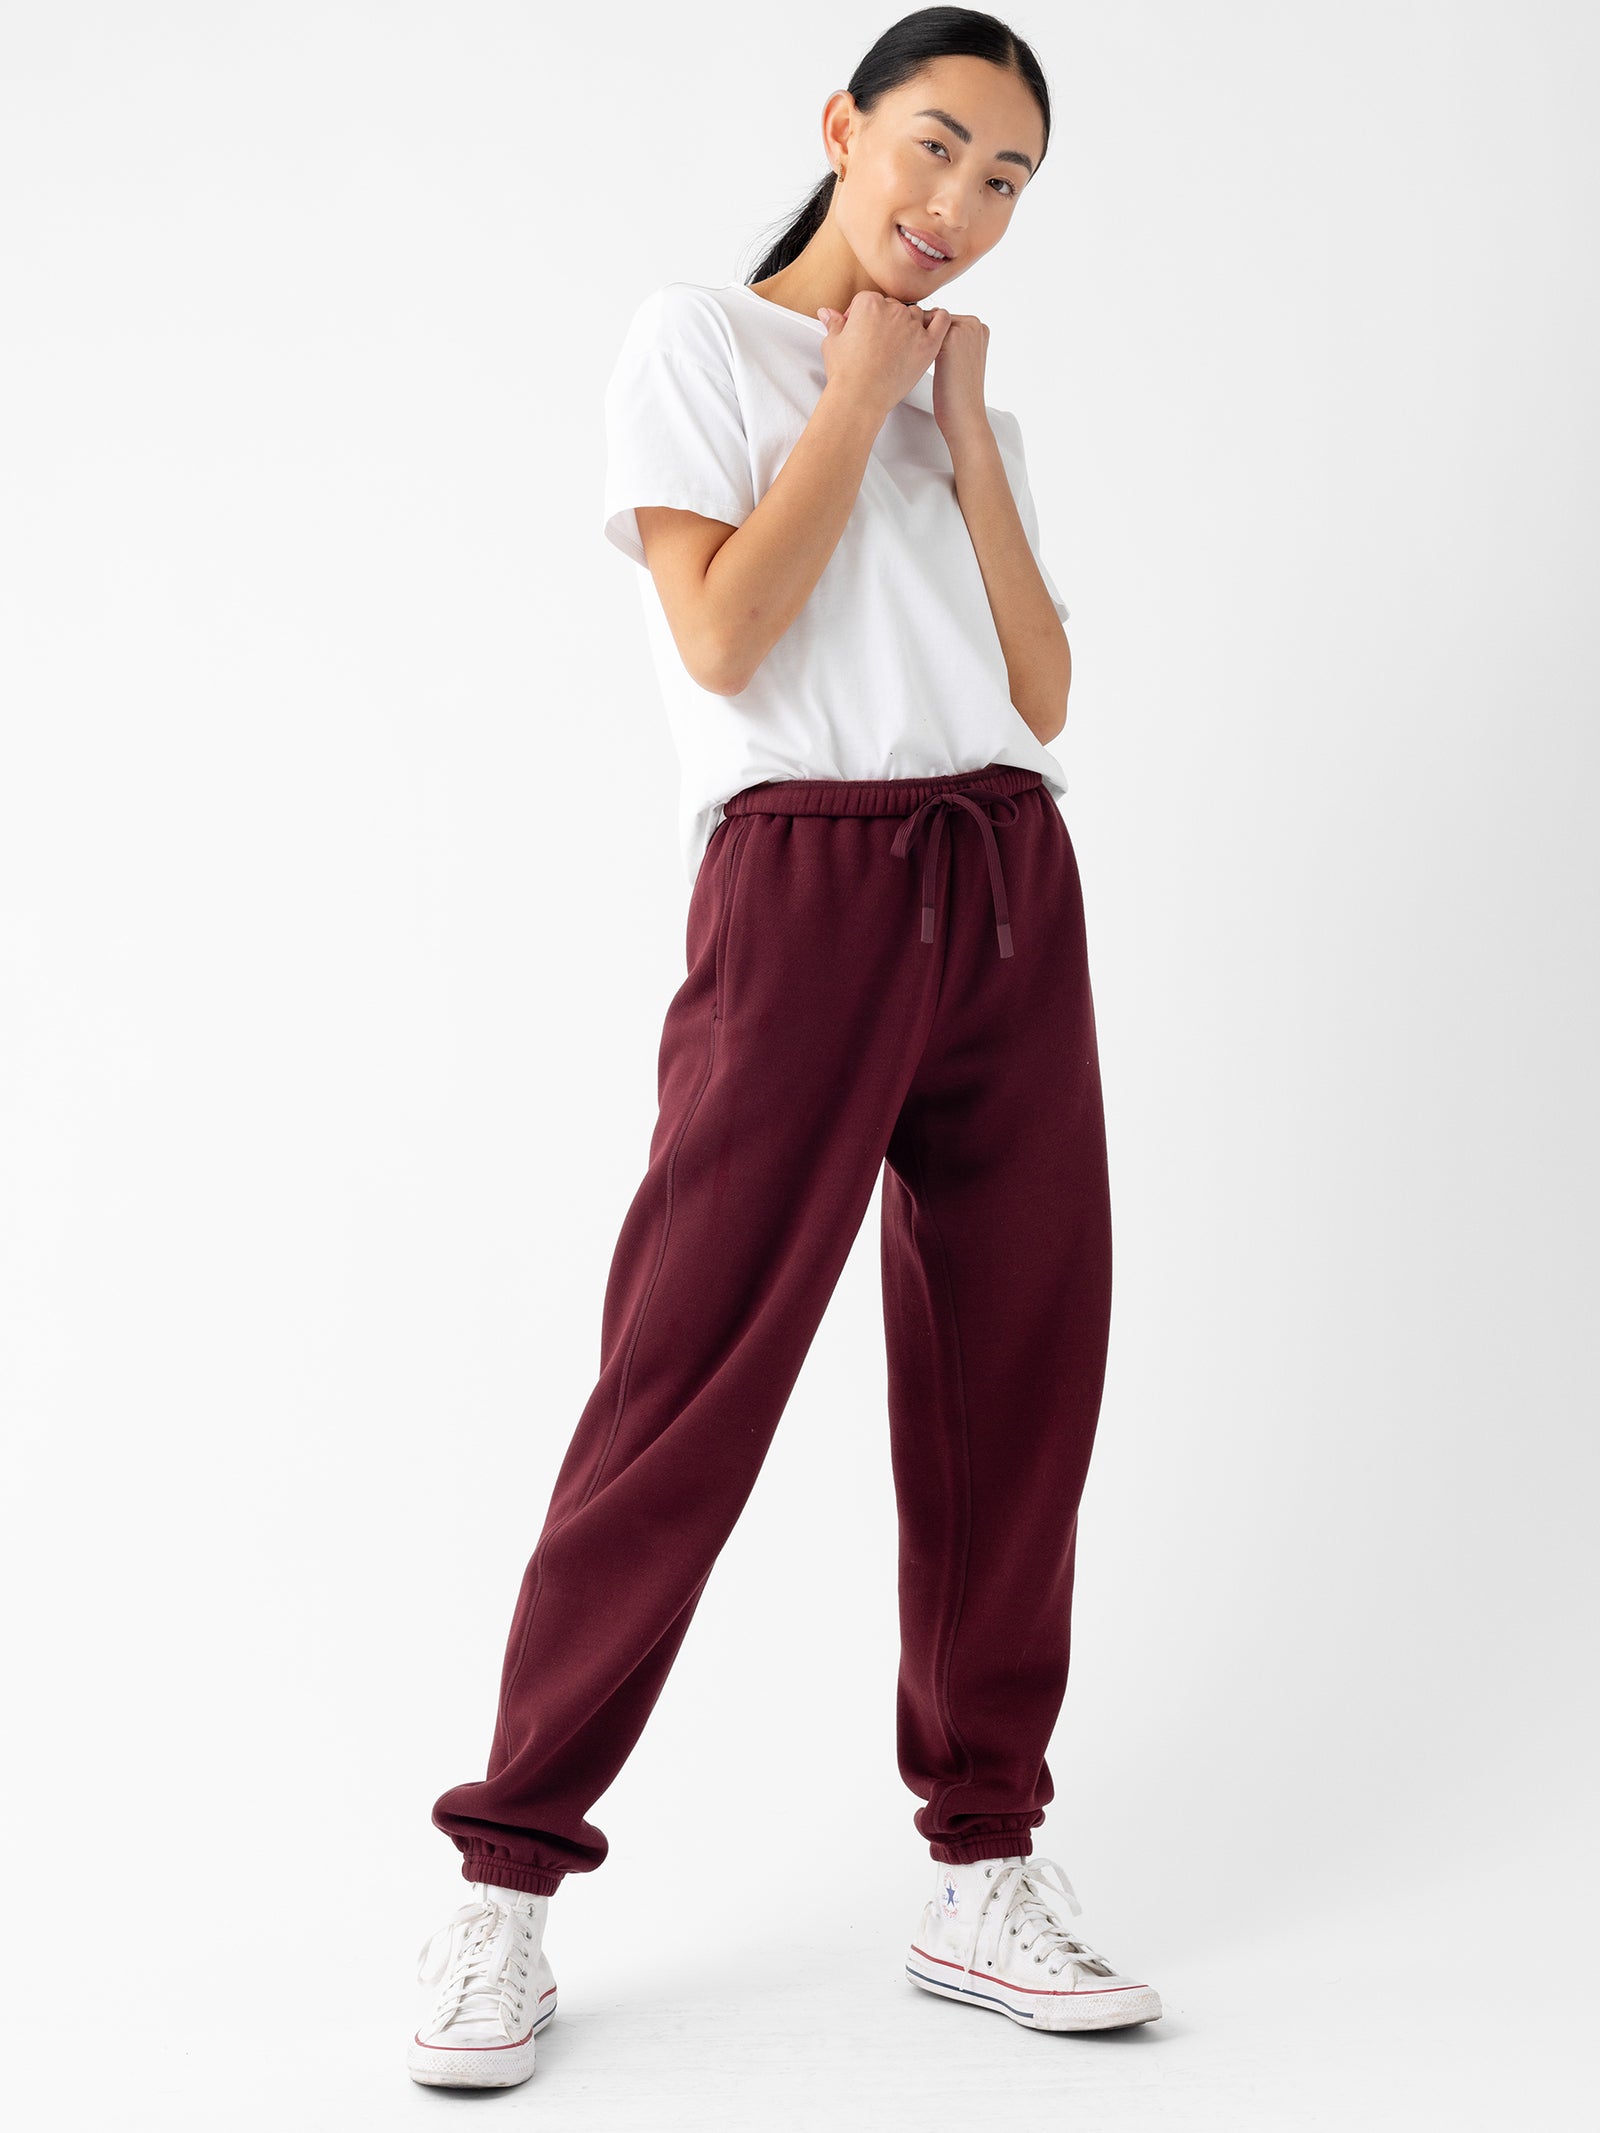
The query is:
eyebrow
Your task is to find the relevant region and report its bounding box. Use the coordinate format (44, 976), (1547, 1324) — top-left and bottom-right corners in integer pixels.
(912, 107), (1036, 176)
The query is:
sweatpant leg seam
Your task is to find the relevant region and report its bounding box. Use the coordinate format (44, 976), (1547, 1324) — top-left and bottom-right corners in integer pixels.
(905, 1120), (978, 1829)
(491, 825), (750, 1755)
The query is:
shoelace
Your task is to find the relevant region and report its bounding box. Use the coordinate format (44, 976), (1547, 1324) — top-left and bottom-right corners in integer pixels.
(953, 1857), (1117, 1998)
(416, 1893), (534, 2040)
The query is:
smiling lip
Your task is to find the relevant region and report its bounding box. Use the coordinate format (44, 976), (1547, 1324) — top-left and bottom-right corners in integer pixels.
(896, 222), (955, 264)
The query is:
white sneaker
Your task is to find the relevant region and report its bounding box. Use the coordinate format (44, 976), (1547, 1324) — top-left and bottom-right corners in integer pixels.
(407, 1881), (558, 2088)
(907, 1854), (1162, 2031)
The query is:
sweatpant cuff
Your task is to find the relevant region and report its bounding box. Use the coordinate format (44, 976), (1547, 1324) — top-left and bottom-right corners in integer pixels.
(459, 1854), (566, 1897)
(928, 1834), (1037, 1866)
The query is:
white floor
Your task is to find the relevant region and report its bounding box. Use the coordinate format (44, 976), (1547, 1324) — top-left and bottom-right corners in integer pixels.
(97, 1818), (1587, 2130)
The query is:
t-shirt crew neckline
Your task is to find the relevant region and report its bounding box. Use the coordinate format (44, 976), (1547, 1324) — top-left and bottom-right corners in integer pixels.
(723, 281), (827, 333)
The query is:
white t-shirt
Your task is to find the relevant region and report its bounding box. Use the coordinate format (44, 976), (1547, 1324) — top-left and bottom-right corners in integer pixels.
(602, 279), (1071, 884)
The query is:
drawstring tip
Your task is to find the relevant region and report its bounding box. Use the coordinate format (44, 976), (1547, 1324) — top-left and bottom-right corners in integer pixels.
(996, 923), (1014, 959)
(921, 904), (937, 945)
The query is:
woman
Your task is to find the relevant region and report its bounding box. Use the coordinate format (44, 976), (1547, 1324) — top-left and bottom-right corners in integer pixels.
(408, 9), (1162, 2089)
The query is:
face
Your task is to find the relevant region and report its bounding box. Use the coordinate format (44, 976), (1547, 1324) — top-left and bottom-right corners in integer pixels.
(823, 56), (1046, 299)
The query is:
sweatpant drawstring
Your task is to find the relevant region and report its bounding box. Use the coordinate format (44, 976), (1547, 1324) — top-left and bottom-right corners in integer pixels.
(890, 790), (1022, 960)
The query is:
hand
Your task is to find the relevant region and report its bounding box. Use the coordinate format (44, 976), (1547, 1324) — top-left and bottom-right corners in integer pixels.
(815, 290), (951, 423)
(924, 309), (991, 448)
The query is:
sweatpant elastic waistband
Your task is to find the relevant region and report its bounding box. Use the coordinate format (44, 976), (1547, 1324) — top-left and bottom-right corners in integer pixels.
(723, 764), (1046, 961)
(722, 763), (1044, 820)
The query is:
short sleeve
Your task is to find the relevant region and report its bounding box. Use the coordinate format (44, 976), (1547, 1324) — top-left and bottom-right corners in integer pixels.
(602, 285), (757, 567)
(991, 407), (1070, 624)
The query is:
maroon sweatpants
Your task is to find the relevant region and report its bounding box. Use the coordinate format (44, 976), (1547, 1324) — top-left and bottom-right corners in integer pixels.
(432, 763), (1113, 1895)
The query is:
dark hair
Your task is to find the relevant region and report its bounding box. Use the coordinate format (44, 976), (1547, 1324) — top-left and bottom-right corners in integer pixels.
(746, 7), (1050, 284)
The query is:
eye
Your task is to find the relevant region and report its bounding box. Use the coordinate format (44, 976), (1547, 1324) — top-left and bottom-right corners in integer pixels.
(918, 138), (1018, 197)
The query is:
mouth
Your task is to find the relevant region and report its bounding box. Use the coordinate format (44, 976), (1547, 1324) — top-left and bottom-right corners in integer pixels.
(896, 222), (954, 269)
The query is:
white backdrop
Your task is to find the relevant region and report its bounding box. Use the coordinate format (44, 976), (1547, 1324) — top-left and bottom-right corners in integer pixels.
(2, 3), (1594, 2126)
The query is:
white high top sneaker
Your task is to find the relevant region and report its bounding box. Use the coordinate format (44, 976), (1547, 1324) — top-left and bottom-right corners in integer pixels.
(407, 1881), (558, 2088)
(907, 1854), (1162, 2031)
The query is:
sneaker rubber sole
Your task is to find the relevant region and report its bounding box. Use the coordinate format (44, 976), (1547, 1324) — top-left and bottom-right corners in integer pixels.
(907, 1941), (1162, 2031)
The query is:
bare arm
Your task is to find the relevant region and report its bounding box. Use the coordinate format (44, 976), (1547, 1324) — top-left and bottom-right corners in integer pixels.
(635, 384), (882, 696)
(946, 423), (1072, 746)
(636, 293), (952, 697)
